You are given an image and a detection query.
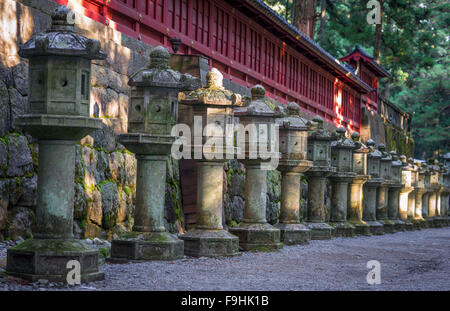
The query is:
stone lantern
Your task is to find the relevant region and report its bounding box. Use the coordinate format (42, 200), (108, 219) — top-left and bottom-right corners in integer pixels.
(329, 127), (356, 237)
(399, 155), (414, 230)
(376, 144), (396, 233)
(420, 163), (432, 227)
(347, 132), (371, 236)
(441, 155), (450, 226)
(304, 116), (336, 239)
(406, 158), (421, 230)
(109, 46), (196, 262)
(428, 160), (444, 227)
(387, 151), (406, 231)
(413, 162), (428, 228)
(229, 85), (283, 251)
(178, 68), (242, 257)
(273, 102), (313, 245)
(444, 153), (450, 167)
(362, 140), (384, 235)
(6, 6), (105, 282)
(435, 163), (446, 227)
(441, 164), (450, 226)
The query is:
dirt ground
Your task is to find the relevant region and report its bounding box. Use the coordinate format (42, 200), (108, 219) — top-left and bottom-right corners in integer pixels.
(0, 227), (449, 291)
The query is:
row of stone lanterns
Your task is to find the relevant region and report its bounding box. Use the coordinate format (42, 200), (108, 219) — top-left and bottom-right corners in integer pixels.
(6, 7), (449, 283)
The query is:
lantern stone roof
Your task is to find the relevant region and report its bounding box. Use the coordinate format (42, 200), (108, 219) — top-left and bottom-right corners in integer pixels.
(390, 151), (402, 167)
(276, 102), (310, 131)
(129, 46), (199, 89)
(419, 162), (431, 175)
(351, 132), (370, 154)
(366, 139), (382, 159)
(234, 85), (280, 116)
(407, 157), (419, 171)
(443, 152), (450, 165)
(331, 127), (355, 149)
(19, 6), (106, 60)
(400, 156), (416, 171)
(180, 68), (241, 106)
(307, 115), (335, 141)
(378, 144), (392, 161)
(430, 160), (441, 172)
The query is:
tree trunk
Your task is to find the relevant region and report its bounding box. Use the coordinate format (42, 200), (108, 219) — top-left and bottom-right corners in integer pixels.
(292, 0), (317, 39)
(318, 0), (326, 44)
(373, 0), (383, 63)
(285, 0), (289, 21)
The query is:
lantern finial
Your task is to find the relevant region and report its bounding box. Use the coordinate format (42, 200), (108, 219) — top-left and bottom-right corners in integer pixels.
(251, 84), (266, 100)
(206, 68), (224, 89)
(336, 126), (346, 137)
(312, 115), (323, 127)
(149, 46), (170, 69)
(51, 6), (75, 31)
(351, 131), (360, 142)
(287, 102), (300, 116)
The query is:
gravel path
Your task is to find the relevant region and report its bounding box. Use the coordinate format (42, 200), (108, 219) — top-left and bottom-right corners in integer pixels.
(0, 227), (449, 291)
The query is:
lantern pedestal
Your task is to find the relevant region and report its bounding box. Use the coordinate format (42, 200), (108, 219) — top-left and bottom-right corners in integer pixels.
(181, 229), (240, 258)
(439, 188), (449, 227)
(441, 198), (450, 227)
(377, 147), (397, 233)
(413, 188), (428, 229)
(180, 161), (240, 257)
(387, 184), (406, 231)
(348, 176), (371, 236)
(428, 190), (440, 228)
(109, 232), (183, 262)
(421, 191), (431, 228)
(110, 136), (184, 261)
(399, 186), (414, 231)
(229, 223), (283, 251)
(7, 118), (104, 282)
(274, 223), (310, 245)
(407, 190), (422, 230)
(424, 190), (435, 227)
(305, 168), (336, 240)
(275, 161), (312, 245)
(377, 183), (396, 233)
(229, 164), (283, 251)
(434, 187), (446, 228)
(329, 173), (356, 237)
(363, 179), (385, 235)
(7, 239), (104, 282)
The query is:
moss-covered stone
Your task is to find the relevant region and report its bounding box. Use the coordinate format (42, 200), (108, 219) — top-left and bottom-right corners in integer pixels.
(10, 238), (94, 253)
(384, 123), (414, 157)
